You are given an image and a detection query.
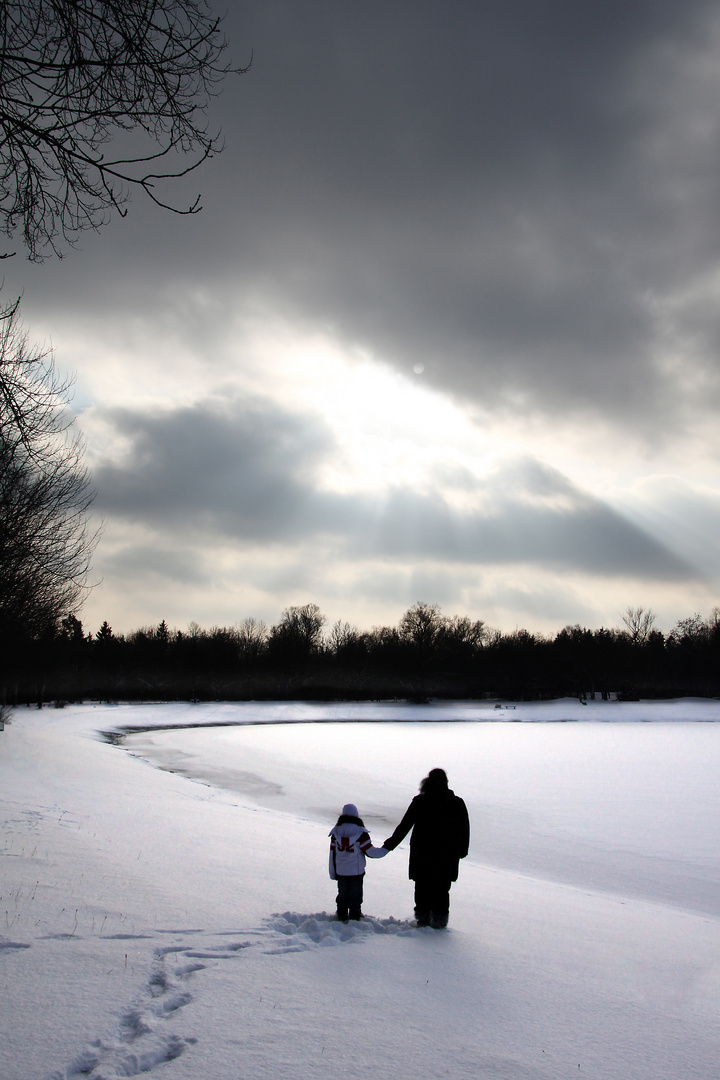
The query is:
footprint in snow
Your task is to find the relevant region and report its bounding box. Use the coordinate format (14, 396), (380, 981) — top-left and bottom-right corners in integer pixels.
(261, 910), (419, 953)
(46, 914), (411, 1078)
(47, 946), (203, 1080)
(47, 931), (255, 1080)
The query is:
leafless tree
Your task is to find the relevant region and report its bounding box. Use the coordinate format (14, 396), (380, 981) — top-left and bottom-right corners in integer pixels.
(269, 604), (326, 662)
(438, 613), (487, 650)
(398, 601), (443, 652)
(668, 612), (709, 645)
(621, 606), (657, 645)
(235, 616), (268, 665)
(325, 619), (360, 656)
(0, 0), (244, 260)
(0, 298), (97, 640)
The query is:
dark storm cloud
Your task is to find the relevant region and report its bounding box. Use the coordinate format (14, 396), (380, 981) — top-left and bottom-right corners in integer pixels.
(92, 397), (333, 541)
(11, 0), (720, 430)
(100, 544), (210, 587)
(219, 0), (720, 422)
(93, 399), (696, 582)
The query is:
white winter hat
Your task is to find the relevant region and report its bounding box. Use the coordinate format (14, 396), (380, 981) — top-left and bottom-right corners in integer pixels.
(342, 803), (359, 817)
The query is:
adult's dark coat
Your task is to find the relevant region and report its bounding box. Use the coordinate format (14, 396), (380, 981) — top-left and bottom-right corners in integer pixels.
(384, 788), (470, 882)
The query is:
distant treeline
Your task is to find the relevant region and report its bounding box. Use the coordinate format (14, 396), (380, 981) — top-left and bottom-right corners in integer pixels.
(3, 602), (720, 708)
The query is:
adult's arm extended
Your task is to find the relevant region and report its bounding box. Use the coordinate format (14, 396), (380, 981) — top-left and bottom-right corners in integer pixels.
(383, 798), (418, 850)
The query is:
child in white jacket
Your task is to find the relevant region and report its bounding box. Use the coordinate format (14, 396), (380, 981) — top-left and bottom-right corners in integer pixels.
(329, 803), (387, 921)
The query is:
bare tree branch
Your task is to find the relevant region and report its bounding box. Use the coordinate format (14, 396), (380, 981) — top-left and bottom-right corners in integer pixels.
(0, 0), (246, 259)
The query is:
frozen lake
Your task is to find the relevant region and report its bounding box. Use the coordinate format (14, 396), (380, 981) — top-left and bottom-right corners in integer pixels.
(123, 701), (720, 916)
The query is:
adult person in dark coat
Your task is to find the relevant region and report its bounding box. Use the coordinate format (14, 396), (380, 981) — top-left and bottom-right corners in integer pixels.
(384, 768), (470, 929)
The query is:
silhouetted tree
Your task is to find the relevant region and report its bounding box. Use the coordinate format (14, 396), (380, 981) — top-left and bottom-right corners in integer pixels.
(398, 601), (444, 674)
(325, 620), (359, 655)
(235, 617), (268, 668)
(399, 602), (443, 650)
(0, 300), (96, 648)
(0, 0), (244, 259)
(553, 625), (597, 696)
(5, 603), (720, 705)
(436, 614), (487, 672)
(669, 613), (709, 645)
(622, 606), (657, 645)
(268, 604), (326, 666)
(665, 611), (720, 691)
(60, 613), (85, 644)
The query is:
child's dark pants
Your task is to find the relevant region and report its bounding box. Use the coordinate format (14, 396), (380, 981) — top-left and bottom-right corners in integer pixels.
(336, 874), (364, 920)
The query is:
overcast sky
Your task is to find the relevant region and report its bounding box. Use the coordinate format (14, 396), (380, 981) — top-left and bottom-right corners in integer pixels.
(6, 0), (720, 635)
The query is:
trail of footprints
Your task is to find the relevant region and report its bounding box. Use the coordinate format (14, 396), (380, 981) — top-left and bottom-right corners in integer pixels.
(47, 913), (418, 1079)
(47, 937), (250, 1080)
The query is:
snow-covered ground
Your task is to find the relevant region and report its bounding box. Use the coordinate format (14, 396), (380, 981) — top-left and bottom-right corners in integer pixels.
(2, 698), (720, 1080)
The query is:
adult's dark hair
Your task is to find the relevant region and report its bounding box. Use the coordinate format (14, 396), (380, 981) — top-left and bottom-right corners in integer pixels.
(420, 768), (449, 794)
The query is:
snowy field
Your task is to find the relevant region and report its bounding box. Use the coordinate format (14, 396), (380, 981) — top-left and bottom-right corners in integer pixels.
(2, 699), (720, 1080)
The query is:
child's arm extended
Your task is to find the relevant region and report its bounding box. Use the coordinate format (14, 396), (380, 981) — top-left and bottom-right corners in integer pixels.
(358, 831), (388, 859)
